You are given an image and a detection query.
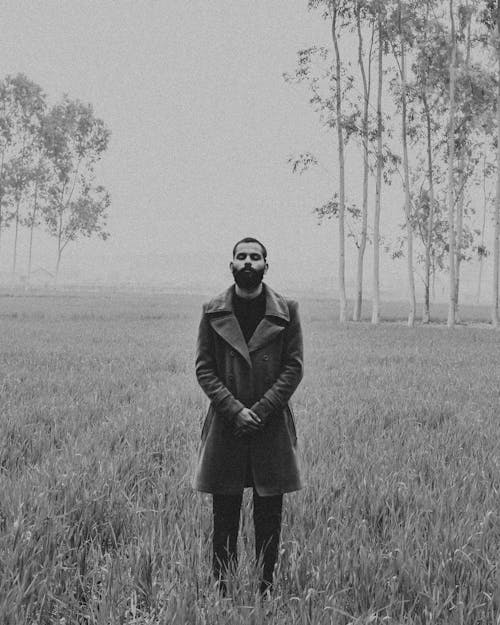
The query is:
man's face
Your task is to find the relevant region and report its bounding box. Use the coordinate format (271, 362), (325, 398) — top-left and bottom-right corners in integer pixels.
(230, 242), (268, 290)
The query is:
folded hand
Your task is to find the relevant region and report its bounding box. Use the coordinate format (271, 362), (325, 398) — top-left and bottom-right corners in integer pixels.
(234, 408), (262, 438)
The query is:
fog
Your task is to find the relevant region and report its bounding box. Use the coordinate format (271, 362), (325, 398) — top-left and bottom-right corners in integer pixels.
(0, 1), (493, 303)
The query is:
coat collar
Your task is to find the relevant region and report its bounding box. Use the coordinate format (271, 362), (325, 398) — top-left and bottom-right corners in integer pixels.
(206, 284), (289, 366)
(205, 284), (290, 321)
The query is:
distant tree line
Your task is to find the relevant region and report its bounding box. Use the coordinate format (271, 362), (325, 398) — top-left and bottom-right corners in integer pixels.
(0, 74), (111, 281)
(286, 0), (500, 327)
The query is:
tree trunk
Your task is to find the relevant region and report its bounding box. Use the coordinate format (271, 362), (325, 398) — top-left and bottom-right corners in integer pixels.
(28, 179), (39, 282)
(55, 249), (62, 282)
(353, 7), (372, 322)
(494, 145), (500, 326)
(12, 135), (28, 278)
(332, 8), (347, 323)
(493, 8), (500, 327)
(454, 165), (465, 322)
(372, 11), (383, 325)
(476, 156), (488, 304)
(399, 12), (416, 328)
(0, 196), (3, 260)
(447, 0), (457, 328)
(12, 199), (21, 277)
(454, 8), (471, 323)
(0, 151), (5, 260)
(55, 212), (64, 283)
(421, 3), (434, 324)
(423, 95), (435, 323)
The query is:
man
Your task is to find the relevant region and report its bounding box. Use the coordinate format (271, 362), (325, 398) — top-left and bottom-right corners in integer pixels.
(193, 237), (304, 596)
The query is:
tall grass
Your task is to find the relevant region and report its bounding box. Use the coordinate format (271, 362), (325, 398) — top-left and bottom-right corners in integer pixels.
(0, 291), (499, 624)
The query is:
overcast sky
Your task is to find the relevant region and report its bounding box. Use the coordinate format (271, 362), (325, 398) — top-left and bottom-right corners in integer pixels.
(0, 1), (492, 301)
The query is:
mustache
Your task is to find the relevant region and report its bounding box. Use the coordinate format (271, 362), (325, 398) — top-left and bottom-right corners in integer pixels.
(233, 266), (258, 275)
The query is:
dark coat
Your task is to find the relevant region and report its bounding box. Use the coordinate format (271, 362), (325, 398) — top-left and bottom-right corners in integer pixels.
(192, 284), (304, 496)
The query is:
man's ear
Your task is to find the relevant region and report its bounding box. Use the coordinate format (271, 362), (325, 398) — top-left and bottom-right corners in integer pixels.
(229, 261), (234, 273)
(264, 262), (269, 274)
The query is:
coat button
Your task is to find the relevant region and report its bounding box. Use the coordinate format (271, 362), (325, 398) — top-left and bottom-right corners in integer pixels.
(230, 351), (235, 357)
(263, 355), (269, 361)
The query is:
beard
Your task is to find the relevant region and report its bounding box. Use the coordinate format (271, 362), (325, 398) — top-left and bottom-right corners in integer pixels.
(232, 266), (265, 290)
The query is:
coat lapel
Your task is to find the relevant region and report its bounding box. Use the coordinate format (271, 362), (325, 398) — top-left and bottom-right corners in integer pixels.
(205, 284), (290, 364)
(247, 318), (285, 353)
(209, 314), (251, 366)
(247, 286), (289, 352)
(206, 286), (251, 366)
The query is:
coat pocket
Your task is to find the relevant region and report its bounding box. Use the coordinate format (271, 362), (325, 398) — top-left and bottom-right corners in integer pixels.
(201, 406), (215, 442)
(286, 405), (297, 443)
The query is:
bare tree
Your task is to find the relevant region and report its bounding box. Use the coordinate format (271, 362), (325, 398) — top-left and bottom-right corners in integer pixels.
(352, 1), (375, 321)
(413, 0), (443, 323)
(330, 1), (349, 322)
(396, 0), (417, 326)
(447, 0), (457, 328)
(453, 1), (473, 322)
(372, 5), (384, 324)
(286, 0), (356, 323)
(494, 0), (500, 327)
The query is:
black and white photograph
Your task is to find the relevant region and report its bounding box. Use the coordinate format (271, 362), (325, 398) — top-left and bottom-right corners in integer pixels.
(1, 1), (500, 623)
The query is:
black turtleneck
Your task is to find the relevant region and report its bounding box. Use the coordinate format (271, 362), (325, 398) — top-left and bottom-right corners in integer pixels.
(233, 285), (266, 343)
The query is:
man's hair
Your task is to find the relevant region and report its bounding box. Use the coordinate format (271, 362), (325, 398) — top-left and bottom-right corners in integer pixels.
(232, 237), (267, 260)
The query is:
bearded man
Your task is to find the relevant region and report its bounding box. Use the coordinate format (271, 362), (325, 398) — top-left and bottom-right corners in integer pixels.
(193, 237), (304, 596)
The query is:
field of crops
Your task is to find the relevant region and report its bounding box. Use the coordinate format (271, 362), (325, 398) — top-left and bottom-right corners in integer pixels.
(1, 290), (500, 624)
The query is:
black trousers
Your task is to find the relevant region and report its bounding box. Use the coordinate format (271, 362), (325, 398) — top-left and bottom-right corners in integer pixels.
(212, 490), (283, 594)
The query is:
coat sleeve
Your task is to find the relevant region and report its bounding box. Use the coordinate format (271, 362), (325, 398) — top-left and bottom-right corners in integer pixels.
(250, 300), (304, 424)
(195, 305), (245, 423)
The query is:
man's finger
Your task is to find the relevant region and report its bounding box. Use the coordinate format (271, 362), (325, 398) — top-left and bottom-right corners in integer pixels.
(249, 411), (262, 424)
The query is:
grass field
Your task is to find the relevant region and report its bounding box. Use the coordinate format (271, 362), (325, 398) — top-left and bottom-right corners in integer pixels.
(1, 290), (500, 624)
